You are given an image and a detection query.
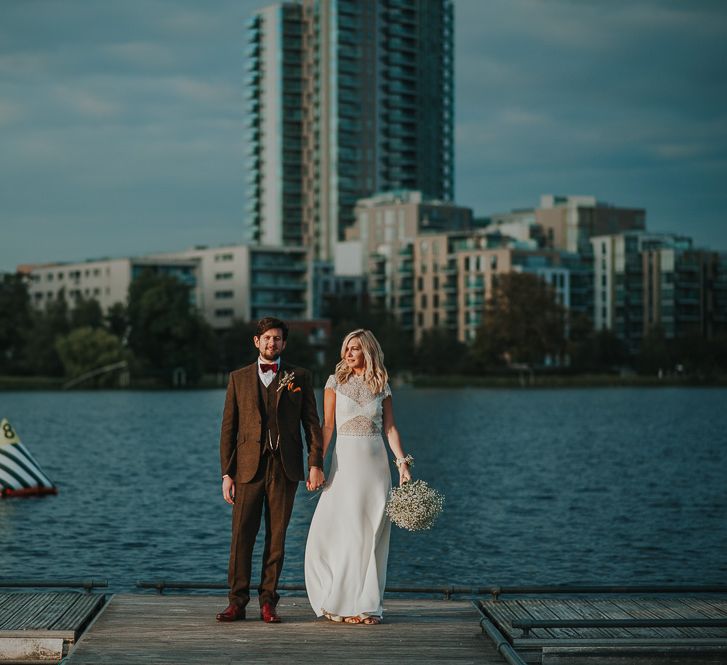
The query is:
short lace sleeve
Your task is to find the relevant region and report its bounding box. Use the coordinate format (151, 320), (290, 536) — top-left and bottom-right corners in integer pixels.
(324, 374), (337, 391)
(383, 382), (392, 398)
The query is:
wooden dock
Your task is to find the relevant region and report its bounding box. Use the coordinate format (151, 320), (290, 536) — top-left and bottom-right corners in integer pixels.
(63, 595), (503, 664)
(0, 592), (105, 662)
(4, 592), (726, 664)
(479, 595), (727, 664)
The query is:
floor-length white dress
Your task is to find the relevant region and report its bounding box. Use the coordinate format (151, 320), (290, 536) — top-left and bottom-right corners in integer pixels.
(305, 373), (392, 619)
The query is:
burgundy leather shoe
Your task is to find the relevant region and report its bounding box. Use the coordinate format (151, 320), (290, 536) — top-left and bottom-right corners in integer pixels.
(216, 603), (246, 622)
(260, 602), (281, 623)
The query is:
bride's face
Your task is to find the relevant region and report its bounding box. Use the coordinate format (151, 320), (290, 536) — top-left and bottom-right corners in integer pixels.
(344, 338), (365, 371)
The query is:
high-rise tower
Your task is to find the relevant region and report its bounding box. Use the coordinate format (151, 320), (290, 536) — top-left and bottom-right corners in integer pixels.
(245, 0), (454, 261)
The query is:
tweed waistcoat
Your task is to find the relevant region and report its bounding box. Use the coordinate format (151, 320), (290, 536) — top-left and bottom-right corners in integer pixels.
(257, 374), (280, 453)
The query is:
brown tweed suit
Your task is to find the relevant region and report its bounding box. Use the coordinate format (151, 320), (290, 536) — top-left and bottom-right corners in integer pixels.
(220, 361), (323, 609)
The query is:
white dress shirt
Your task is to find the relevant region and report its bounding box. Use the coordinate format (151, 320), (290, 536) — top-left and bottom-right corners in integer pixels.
(257, 357), (280, 387)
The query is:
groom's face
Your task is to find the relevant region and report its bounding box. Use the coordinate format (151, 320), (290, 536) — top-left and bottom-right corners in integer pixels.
(254, 328), (286, 361)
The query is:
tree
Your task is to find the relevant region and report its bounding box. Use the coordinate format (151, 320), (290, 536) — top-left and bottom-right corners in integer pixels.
(70, 296), (103, 329)
(471, 272), (566, 367)
(217, 320), (259, 372)
(568, 314), (629, 371)
(0, 273), (32, 373)
(127, 270), (216, 385)
(637, 326), (672, 375)
(414, 328), (469, 375)
(105, 302), (128, 340)
(55, 327), (129, 386)
(322, 296), (413, 374)
(22, 296), (70, 376)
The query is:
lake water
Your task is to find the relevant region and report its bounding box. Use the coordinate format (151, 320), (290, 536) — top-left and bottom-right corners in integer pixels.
(1, 387), (726, 593)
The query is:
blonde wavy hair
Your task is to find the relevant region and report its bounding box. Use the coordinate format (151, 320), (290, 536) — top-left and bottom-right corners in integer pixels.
(334, 329), (388, 395)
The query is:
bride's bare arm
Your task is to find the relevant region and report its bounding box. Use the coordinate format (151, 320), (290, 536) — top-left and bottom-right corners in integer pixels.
(322, 388), (336, 458)
(382, 396), (411, 484)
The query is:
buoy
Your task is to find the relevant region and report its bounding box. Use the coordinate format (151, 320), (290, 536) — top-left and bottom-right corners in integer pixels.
(0, 418), (57, 498)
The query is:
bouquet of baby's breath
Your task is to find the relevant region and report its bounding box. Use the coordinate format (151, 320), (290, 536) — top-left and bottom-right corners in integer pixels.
(385, 479), (444, 531)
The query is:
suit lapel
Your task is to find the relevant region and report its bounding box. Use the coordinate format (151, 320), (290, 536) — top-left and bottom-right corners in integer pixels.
(275, 361), (287, 411)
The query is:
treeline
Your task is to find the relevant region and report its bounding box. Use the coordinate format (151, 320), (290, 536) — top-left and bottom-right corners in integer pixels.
(2, 271), (726, 388)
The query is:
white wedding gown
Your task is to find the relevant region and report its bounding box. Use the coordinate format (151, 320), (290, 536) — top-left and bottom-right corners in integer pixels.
(305, 374), (392, 619)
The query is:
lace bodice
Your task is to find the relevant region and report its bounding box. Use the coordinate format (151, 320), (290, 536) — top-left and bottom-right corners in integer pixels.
(325, 374), (391, 437)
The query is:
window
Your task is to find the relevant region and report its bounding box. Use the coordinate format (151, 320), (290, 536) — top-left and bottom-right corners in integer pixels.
(215, 290), (234, 299)
(421, 294), (427, 308)
(433, 294), (439, 308)
(215, 253), (234, 262)
(215, 272), (233, 280)
(215, 308), (234, 317)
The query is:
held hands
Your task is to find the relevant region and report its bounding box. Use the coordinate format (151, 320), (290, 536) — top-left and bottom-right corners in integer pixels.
(222, 476), (235, 504)
(307, 466), (325, 492)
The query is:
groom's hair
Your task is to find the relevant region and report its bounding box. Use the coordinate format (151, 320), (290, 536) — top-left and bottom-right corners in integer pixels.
(256, 316), (289, 341)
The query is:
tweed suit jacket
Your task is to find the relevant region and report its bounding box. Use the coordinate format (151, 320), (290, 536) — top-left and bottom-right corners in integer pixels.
(219, 362), (323, 483)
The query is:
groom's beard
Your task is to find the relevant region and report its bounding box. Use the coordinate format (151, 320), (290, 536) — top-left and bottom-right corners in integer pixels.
(259, 350), (281, 362)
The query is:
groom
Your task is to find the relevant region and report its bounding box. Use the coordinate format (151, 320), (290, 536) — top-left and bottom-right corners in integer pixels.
(217, 317), (325, 623)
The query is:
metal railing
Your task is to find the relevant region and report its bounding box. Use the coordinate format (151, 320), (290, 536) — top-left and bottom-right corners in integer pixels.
(135, 580), (727, 598)
(511, 617), (727, 638)
(0, 579), (108, 592)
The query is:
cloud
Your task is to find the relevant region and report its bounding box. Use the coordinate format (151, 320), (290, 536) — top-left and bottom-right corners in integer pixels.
(1, 0), (726, 272)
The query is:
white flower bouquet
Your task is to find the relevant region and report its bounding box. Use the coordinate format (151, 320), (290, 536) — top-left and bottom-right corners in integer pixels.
(385, 479), (444, 531)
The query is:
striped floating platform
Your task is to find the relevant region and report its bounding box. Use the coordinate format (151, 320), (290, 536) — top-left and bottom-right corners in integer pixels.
(0, 419), (56, 498)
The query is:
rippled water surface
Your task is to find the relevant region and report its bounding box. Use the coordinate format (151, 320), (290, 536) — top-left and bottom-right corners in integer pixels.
(1, 387), (726, 592)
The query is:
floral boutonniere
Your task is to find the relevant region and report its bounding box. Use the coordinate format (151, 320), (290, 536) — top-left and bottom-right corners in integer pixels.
(276, 370), (301, 393)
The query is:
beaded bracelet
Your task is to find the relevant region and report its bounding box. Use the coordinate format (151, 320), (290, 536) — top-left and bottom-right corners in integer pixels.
(395, 454), (414, 468)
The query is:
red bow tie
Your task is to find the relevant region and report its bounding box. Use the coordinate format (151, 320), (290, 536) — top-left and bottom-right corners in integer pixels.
(260, 363), (277, 373)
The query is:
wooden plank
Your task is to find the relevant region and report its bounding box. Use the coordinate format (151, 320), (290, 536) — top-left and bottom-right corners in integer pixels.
(622, 597), (700, 638)
(586, 597), (672, 639)
(65, 595), (504, 665)
(0, 593), (37, 628)
(480, 599), (557, 641)
(645, 597), (727, 639)
(519, 600), (583, 639)
(546, 598), (631, 639)
(52, 594), (106, 635)
(679, 597), (727, 619)
(15, 592), (82, 630)
(0, 593), (57, 630)
(542, 645), (727, 665)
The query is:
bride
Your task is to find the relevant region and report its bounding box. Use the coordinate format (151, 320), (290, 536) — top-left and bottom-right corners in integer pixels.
(305, 329), (411, 625)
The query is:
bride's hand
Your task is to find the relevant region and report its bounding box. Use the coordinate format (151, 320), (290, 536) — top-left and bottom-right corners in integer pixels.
(398, 465), (412, 486)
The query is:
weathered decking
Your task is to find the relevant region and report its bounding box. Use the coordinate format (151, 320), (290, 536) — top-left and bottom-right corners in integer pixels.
(63, 595), (502, 664)
(479, 595), (727, 664)
(0, 592), (105, 662)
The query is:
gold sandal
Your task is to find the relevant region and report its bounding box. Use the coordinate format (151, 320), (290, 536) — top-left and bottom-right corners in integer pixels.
(362, 615), (382, 625)
(343, 615), (363, 624)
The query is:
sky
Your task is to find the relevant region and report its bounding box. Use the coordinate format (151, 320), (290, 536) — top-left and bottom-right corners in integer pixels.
(1, 0), (726, 272)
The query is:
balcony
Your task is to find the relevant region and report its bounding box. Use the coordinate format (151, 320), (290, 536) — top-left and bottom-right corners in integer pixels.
(251, 260), (307, 272)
